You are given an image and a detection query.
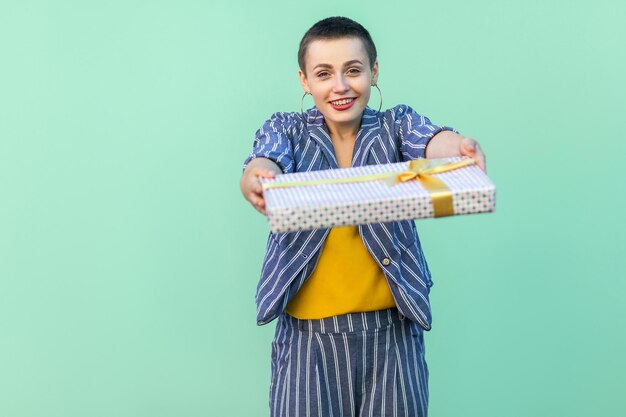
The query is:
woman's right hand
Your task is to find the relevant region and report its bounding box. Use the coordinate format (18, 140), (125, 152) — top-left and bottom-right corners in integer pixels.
(240, 158), (281, 215)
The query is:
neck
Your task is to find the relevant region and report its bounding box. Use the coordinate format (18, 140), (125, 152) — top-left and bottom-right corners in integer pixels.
(325, 118), (361, 142)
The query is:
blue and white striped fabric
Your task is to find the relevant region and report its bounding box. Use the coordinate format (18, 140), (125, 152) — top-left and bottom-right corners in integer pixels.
(270, 308), (429, 417)
(244, 105), (454, 330)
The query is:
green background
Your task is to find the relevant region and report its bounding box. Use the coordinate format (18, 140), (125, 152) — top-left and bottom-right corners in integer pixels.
(1, 0), (625, 416)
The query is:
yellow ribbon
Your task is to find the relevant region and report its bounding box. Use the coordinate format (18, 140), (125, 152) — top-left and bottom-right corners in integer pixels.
(395, 158), (475, 217)
(262, 158), (476, 218)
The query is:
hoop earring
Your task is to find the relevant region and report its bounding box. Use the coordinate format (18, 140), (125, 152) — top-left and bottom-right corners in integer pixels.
(301, 92), (312, 115)
(372, 84), (383, 113)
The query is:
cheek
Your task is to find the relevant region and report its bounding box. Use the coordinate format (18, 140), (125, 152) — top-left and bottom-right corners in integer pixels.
(309, 86), (329, 103)
(309, 94), (324, 108)
(352, 76), (372, 96)
(359, 84), (372, 102)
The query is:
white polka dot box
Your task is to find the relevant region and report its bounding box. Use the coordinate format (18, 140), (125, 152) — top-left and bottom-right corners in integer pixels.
(259, 157), (496, 233)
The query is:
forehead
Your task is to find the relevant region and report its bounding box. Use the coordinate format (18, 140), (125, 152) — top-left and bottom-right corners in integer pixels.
(304, 37), (369, 69)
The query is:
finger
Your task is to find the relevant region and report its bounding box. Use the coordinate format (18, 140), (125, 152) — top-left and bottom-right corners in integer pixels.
(249, 198), (263, 214)
(460, 138), (487, 171)
(247, 192), (260, 206)
(251, 195), (265, 209)
(262, 169), (276, 178)
(474, 142), (486, 168)
(473, 144), (487, 172)
(255, 199), (267, 215)
(250, 170), (266, 187)
(475, 152), (486, 172)
(460, 138), (477, 156)
(252, 172), (272, 190)
(250, 168), (263, 178)
(252, 168), (276, 179)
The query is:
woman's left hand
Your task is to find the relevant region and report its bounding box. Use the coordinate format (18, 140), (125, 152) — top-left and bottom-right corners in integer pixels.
(459, 136), (486, 172)
(425, 131), (486, 172)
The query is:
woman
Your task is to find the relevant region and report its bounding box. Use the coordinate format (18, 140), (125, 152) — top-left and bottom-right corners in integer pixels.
(240, 16), (486, 417)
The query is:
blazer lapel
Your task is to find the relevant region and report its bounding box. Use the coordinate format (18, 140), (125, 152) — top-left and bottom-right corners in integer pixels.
(352, 107), (382, 167)
(305, 107), (339, 169)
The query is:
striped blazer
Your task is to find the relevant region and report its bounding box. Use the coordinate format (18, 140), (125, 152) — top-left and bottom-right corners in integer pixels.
(244, 105), (454, 330)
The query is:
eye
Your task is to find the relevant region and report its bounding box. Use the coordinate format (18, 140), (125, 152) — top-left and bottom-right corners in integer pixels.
(316, 71), (330, 78)
(347, 67), (361, 75)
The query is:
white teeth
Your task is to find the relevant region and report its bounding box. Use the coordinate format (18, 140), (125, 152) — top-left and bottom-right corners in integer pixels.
(331, 98), (353, 105)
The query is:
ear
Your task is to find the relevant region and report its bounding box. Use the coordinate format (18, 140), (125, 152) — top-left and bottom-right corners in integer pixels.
(371, 60), (379, 85)
(298, 69), (310, 93)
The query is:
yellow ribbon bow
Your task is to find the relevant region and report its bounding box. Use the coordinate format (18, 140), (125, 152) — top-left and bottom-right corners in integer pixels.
(390, 158), (476, 217)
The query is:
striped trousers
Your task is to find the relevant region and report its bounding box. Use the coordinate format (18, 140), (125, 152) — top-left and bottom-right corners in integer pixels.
(269, 308), (429, 417)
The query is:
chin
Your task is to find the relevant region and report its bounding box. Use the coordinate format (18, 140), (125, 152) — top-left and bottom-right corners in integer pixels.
(324, 104), (366, 123)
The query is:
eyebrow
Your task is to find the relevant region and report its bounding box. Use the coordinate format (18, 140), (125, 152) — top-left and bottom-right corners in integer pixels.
(312, 60), (365, 71)
(343, 60), (364, 67)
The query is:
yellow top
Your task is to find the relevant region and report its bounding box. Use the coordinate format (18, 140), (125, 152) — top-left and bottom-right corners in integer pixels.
(285, 225), (396, 319)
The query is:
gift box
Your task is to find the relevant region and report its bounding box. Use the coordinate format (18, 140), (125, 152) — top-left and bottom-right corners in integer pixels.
(260, 157), (496, 233)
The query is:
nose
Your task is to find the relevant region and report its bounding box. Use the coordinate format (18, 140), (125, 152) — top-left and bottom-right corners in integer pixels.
(332, 74), (349, 93)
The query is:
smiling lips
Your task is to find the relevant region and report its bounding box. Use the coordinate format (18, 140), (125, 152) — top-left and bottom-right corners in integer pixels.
(329, 97), (356, 111)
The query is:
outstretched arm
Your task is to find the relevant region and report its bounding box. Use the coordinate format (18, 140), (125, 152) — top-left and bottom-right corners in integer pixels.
(425, 131), (486, 171)
(240, 157), (282, 215)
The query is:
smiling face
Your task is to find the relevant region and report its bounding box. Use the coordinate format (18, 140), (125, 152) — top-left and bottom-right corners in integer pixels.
(299, 37), (379, 134)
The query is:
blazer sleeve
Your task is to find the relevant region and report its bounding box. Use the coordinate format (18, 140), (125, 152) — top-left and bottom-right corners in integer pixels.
(392, 104), (457, 161)
(243, 112), (296, 174)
